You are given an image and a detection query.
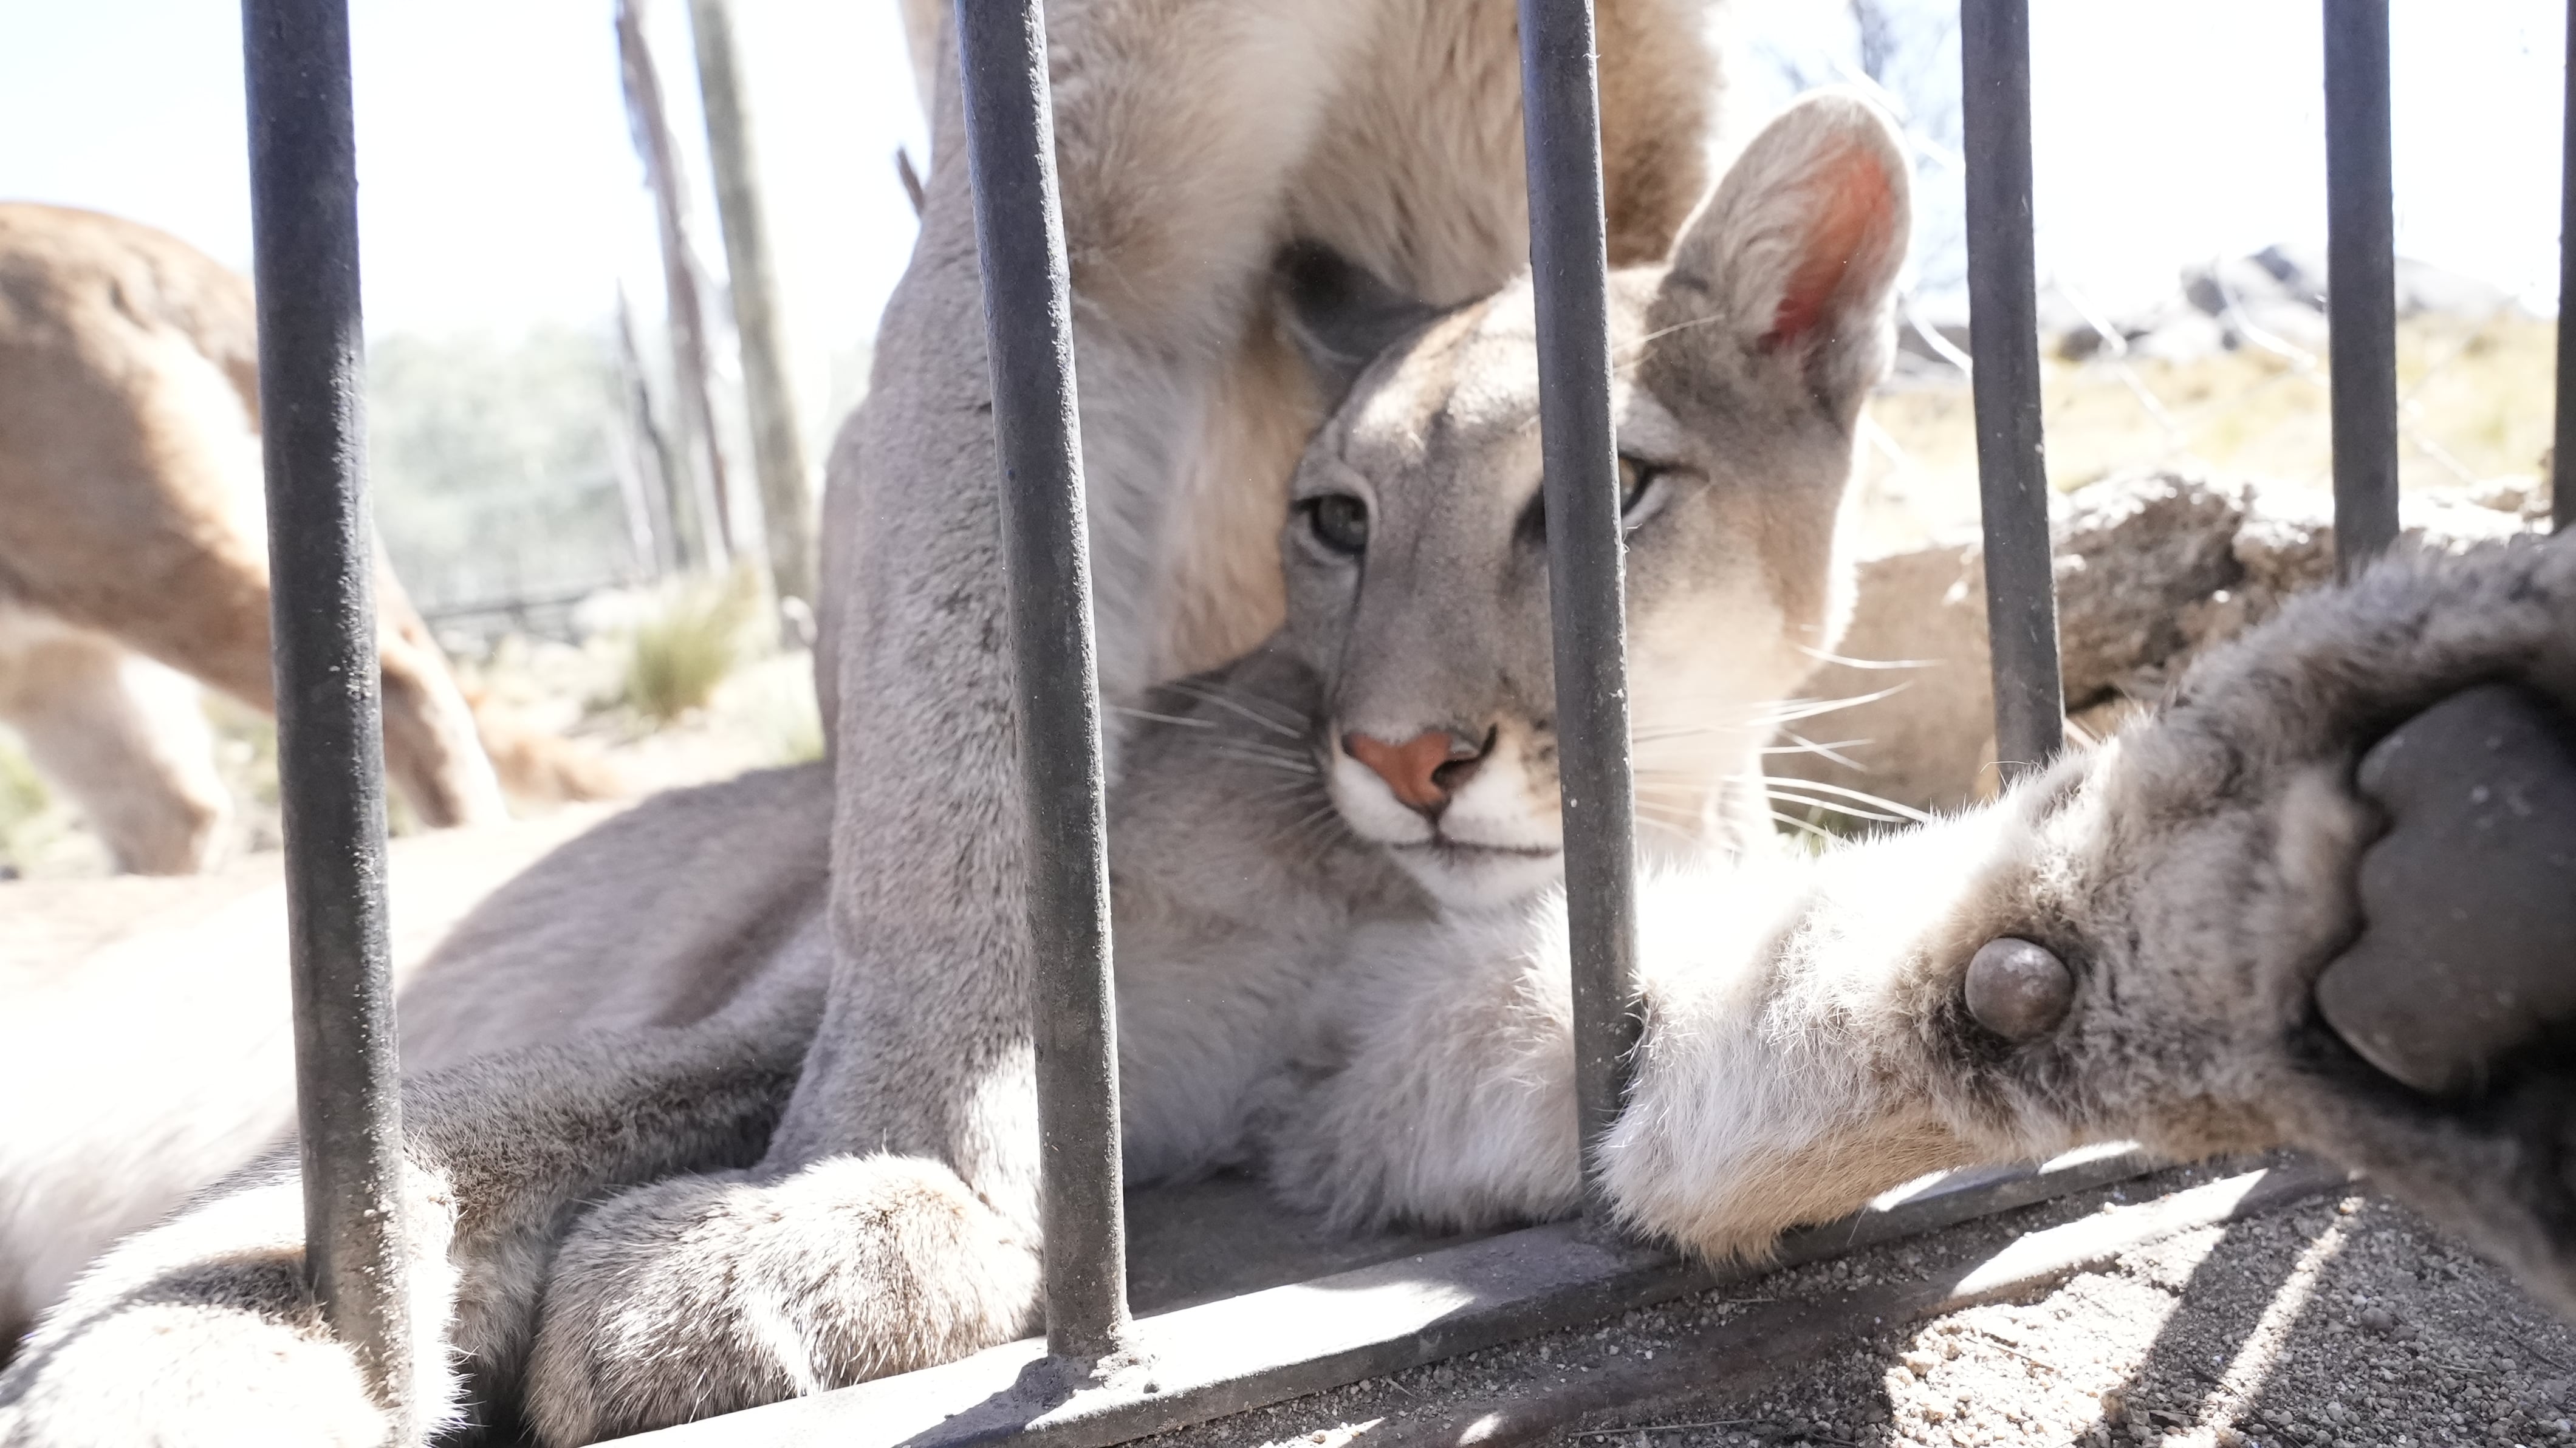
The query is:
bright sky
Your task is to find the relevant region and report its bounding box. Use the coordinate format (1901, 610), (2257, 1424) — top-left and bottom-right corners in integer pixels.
(0, 0), (928, 399)
(0, 0), (2566, 368)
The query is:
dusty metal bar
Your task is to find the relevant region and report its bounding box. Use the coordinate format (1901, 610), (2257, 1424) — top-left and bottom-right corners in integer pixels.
(2557, 0), (2576, 534)
(1959, 0), (2065, 783)
(1517, 0), (1643, 1218)
(2324, 0), (2401, 573)
(239, 0), (411, 1419)
(953, 0), (1131, 1361)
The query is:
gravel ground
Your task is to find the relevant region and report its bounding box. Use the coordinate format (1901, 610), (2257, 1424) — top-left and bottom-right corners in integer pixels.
(1148, 1165), (2575, 1448)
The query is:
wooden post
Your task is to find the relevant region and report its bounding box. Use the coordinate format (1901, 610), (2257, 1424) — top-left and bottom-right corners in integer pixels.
(688, 0), (817, 611)
(615, 0), (733, 572)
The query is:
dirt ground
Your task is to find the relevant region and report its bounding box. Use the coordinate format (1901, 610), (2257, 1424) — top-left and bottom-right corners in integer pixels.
(1149, 1166), (2575, 1448)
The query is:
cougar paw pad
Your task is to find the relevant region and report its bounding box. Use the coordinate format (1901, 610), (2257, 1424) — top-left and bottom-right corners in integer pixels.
(2315, 682), (2576, 1098)
(1964, 937), (2074, 1043)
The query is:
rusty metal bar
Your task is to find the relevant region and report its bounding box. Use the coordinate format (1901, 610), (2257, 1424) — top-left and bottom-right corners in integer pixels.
(1518, 0), (1644, 1218)
(2324, 0), (2402, 572)
(1961, 0), (2066, 782)
(239, 0), (411, 1419)
(951, 0), (1132, 1361)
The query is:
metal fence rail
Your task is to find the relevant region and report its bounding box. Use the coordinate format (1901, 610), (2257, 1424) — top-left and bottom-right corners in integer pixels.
(1960, 0), (2066, 782)
(1518, 0), (1645, 1223)
(240, 0), (412, 1423)
(953, 0), (1131, 1364)
(2324, 0), (2402, 572)
(241, 0), (2541, 1441)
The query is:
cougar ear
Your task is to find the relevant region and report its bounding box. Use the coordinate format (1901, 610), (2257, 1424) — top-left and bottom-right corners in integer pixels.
(1653, 88), (1910, 423)
(1274, 241), (1441, 411)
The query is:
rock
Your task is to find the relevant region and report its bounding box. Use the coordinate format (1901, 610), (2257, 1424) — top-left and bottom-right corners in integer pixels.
(1772, 468), (2549, 815)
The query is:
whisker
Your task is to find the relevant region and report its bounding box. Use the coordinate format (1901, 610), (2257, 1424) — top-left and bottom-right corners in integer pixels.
(1746, 683), (1912, 726)
(1208, 745), (1319, 775)
(1766, 808), (1837, 844)
(1161, 679), (1306, 739)
(1792, 644), (1939, 671)
(1112, 705), (1216, 729)
(1760, 733), (1869, 771)
(1762, 790), (1908, 825)
(1751, 775), (1933, 824)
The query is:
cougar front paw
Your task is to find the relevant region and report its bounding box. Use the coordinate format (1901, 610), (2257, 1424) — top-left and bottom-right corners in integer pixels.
(523, 1153), (1040, 1445)
(1968, 537), (2576, 1312)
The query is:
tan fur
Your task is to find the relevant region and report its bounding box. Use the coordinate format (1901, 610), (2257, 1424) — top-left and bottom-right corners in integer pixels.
(0, 203), (618, 872)
(10, 16), (2566, 1432)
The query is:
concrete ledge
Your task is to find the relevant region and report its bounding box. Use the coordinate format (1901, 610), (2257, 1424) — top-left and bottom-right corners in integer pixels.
(628, 1146), (2157, 1447)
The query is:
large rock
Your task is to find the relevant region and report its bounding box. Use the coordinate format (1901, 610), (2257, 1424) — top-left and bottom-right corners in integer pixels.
(1769, 470), (2540, 818)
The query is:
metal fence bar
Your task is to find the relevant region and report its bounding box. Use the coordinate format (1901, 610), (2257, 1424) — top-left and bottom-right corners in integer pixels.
(1518, 0), (1643, 1218)
(2324, 0), (2401, 573)
(239, 0), (412, 1420)
(952, 0), (1131, 1361)
(1959, 0), (2066, 782)
(2557, 0), (2576, 535)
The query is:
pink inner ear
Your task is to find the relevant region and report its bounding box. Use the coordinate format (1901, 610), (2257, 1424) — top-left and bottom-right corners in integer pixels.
(1765, 143), (1896, 349)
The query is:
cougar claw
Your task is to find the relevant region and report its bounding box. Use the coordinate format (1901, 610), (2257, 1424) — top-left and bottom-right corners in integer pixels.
(2315, 682), (2576, 1098)
(1964, 937), (2074, 1042)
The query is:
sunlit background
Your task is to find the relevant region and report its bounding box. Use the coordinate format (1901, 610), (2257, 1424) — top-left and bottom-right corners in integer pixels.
(1, 0), (2568, 871)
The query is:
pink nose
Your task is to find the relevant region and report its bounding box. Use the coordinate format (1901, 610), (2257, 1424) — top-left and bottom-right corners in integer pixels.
(1343, 729), (1487, 814)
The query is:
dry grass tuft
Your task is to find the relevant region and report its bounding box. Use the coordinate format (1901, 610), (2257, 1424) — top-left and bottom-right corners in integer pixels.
(620, 566), (766, 725)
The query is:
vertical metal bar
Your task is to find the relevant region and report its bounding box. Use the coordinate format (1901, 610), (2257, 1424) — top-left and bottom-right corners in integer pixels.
(1518, 0), (1642, 1219)
(239, 0), (411, 1421)
(1960, 0), (2065, 782)
(952, 0), (1130, 1361)
(2556, 0), (2576, 534)
(2325, 0), (2401, 573)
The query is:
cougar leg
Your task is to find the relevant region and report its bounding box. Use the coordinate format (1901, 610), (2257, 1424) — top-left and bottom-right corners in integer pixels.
(773, 0), (1379, 1407)
(372, 567), (508, 829)
(1261, 915), (1584, 1235)
(0, 610), (229, 873)
(1595, 539), (2576, 1310)
(0, 973), (817, 1446)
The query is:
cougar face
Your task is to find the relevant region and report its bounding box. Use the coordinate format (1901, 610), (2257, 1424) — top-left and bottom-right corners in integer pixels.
(1276, 92), (1912, 910)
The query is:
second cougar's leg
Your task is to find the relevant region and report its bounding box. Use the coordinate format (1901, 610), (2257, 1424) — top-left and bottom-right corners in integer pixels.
(521, 2), (1397, 1437)
(0, 609), (230, 873)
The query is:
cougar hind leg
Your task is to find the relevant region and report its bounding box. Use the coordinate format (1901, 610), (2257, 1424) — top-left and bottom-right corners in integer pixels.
(0, 609), (230, 873)
(0, 977), (817, 1445)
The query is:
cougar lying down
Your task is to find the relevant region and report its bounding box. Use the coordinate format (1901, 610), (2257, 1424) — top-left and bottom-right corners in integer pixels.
(0, 203), (614, 874)
(0, 92), (1884, 1437)
(8, 90), (2575, 1444)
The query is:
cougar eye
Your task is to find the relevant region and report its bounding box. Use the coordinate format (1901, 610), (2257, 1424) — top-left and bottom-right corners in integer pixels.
(1618, 457), (1667, 523)
(1515, 457), (1668, 548)
(1301, 493), (1371, 556)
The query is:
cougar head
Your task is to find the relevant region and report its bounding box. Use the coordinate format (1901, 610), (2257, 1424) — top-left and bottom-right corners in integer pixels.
(1276, 91), (1911, 911)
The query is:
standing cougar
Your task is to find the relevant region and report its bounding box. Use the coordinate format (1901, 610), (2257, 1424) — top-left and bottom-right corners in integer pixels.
(0, 203), (617, 875)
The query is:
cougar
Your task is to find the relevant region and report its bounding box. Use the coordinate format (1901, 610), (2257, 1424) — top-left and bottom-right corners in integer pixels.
(0, 87), (1900, 1436)
(10, 84), (2574, 1443)
(0, 203), (617, 875)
